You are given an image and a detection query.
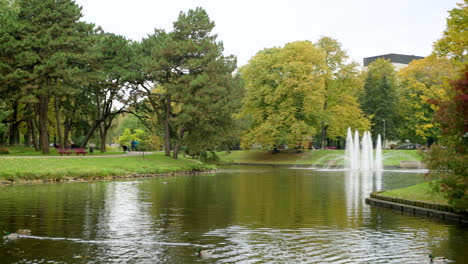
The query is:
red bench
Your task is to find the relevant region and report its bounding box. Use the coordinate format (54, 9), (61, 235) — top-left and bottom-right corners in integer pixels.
(73, 148), (88, 155)
(57, 148), (72, 156)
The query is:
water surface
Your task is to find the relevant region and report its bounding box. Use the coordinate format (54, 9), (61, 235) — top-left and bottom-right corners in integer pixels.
(0, 166), (466, 263)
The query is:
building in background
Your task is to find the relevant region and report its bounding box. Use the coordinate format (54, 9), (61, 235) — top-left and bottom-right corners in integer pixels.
(363, 53), (424, 70)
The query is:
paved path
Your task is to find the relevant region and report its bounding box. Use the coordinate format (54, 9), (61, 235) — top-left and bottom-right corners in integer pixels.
(0, 151), (153, 158)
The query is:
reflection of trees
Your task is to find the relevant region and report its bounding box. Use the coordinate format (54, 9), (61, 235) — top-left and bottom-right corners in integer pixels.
(0, 183), (108, 261)
(1, 168), (466, 262)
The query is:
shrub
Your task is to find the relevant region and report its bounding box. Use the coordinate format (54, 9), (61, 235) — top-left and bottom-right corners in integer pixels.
(0, 147), (9, 154)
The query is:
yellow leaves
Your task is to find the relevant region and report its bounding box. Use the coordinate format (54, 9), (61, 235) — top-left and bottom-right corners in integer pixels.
(423, 123), (434, 129)
(398, 56), (458, 139)
(241, 38), (366, 147)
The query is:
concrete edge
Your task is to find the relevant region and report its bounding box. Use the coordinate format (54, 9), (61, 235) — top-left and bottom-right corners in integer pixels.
(365, 197), (468, 224)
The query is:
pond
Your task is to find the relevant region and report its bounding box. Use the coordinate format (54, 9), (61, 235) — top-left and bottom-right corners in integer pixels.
(0, 166), (467, 263)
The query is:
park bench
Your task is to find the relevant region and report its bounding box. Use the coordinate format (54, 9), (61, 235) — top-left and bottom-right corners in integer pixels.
(73, 148), (88, 155)
(57, 148), (72, 156)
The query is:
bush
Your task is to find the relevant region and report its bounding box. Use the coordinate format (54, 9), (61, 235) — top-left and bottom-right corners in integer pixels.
(0, 147), (9, 154)
(200, 151), (220, 164)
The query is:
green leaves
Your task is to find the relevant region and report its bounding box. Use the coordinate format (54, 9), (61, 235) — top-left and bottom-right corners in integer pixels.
(241, 38), (369, 149)
(361, 58), (399, 141)
(137, 8), (241, 158)
(433, 0), (468, 64)
(398, 56), (457, 143)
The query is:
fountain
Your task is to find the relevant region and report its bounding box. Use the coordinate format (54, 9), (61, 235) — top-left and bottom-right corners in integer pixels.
(345, 128), (383, 171)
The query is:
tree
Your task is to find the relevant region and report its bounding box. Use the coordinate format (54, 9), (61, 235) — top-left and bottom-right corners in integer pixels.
(80, 33), (135, 151)
(433, 0), (468, 65)
(398, 56), (458, 143)
(315, 37), (370, 146)
(13, 0), (94, 153)
(0, 0), (25, 145)
(240, 41), (327, 149)
(136, 29), (174, 157)
(360, 58), (399, 143)
(425, 66), (468, 210)
(241, 39), (369, 149)
(138, 8), (239, 159)
(0, 101), (11, 136)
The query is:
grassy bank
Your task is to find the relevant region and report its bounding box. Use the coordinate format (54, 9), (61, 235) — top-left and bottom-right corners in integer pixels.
(379, 182), (448, 205)
(0, 152), (214, 182)
(217, 149), (422, 166)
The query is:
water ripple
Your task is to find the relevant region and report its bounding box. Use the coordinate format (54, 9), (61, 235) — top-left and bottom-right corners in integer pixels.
(201, 226), (446, 263)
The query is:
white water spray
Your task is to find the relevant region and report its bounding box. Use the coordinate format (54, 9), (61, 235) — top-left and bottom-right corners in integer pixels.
(345, 128), (383, 171)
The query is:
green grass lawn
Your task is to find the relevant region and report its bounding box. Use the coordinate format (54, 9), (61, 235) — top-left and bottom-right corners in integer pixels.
(217, 149), (422, 166)
(0, 152), (214, 182)
(379, 182), (448, 205)
(0, 146), (124, 156)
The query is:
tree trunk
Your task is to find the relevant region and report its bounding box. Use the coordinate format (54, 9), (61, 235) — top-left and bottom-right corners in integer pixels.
(99, 124), (107, 152)
(164, 99), (171, 157)
(63, 126), (70, 148)
(80, 120), (100, 148)
(37, 95), (50, 154)
(63, 109), (75, 148)
(172, 128), (185, 159)
(54, 97), (63, 147)
(0, 131), (5, 145)
(321, 125), (328, 149)
(8, 102), (20, 145)
(9, 121), (20, 145)
(27, 117), (38, 150)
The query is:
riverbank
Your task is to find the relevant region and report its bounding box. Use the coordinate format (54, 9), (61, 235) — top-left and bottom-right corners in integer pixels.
(217, 149), (423, 167)
(366, 182), (468, 223)
(0, 152), (215, 184)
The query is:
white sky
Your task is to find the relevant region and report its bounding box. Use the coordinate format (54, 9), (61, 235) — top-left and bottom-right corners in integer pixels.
(74, 0), (460, 68)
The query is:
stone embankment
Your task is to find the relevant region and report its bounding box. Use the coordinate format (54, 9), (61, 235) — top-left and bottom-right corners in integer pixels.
(366, 192), (468, 224)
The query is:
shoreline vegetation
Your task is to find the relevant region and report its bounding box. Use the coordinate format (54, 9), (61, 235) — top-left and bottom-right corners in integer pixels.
(217, 149), (423, 167)
(0, 149), (423, 184)
(0, 152), (215, 184)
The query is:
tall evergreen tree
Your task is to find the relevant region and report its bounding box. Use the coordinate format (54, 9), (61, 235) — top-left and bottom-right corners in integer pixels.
(13, 0), (94, 153)
(138, 8), (239, 159)
(360, 58), (399, 144)
(0, 0), (24, 145)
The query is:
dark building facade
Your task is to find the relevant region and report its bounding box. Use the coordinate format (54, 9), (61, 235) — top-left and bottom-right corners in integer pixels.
(363, 53), (424, 69)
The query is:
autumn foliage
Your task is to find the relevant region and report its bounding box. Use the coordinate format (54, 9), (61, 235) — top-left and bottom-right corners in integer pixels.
(425, 66), (468, 210)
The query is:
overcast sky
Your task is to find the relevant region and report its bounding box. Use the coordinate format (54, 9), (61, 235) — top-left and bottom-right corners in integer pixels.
(74, 0), (460, 68)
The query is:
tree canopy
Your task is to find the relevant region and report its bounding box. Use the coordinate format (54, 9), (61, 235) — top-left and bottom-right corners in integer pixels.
(433, 0), (468, 64)
(425, 66), (468, 209)
(240, 39), (369, 149)
(360, 58), (399, 143)
(136, 8), (241, 159)
(398, 56), (458, 143)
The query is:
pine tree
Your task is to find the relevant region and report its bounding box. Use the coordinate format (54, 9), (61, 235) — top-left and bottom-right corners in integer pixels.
(14, 0), (94, 153)
(361, 59), (399, 143)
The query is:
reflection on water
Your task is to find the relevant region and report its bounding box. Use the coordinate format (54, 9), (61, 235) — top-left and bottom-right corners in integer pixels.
(0, 166), (467, 263)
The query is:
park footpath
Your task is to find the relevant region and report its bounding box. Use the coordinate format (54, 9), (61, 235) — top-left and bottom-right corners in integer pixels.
(0, 151), (150, 158)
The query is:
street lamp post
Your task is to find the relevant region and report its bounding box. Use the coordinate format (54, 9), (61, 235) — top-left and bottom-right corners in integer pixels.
(383, 119), (386, 149)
